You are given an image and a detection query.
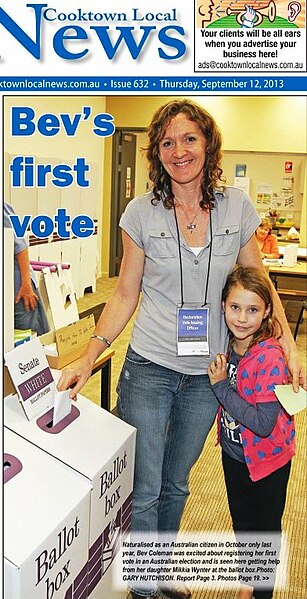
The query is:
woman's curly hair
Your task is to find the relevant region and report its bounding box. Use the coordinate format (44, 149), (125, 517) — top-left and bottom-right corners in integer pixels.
(146, 99), (225, 210)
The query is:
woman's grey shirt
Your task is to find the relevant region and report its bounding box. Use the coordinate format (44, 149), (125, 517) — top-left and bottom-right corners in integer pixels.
(119, 187), (260, 375)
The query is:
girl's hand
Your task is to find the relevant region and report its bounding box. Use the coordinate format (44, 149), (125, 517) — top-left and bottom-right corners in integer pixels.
(208, 353), (228, 385)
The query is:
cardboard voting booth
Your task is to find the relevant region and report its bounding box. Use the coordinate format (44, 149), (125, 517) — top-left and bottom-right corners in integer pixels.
(41, 264), (79, 330)
(4, 393), (136, 599)
(36, 261), (96, 369)
(4, 365), (16, 398)
(4, 428), (91, 599)
(40, 314), (95, 369)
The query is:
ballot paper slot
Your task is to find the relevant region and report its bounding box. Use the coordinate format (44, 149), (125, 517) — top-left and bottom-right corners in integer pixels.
(3, 454), (23, 483)
(36, 405), (80, 434)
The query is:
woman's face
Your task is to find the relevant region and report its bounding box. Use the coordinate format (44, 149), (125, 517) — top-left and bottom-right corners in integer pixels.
(158, 113), (207, 188)
(256, 224), (270, 240)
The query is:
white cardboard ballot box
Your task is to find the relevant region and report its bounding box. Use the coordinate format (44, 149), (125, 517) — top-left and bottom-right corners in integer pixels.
(4, 428), (91, 599)
(4, 394), (136, 599)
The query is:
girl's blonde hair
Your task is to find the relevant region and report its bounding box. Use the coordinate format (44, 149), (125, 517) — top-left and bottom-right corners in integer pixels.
(222, 266), (282, 349)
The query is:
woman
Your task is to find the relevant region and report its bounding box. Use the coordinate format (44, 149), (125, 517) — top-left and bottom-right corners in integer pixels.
(58, 100), (305, 599)
(256, 218), (280, 259)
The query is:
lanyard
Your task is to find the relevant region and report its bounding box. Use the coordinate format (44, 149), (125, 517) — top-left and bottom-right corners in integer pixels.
(174, 206), (213, 307)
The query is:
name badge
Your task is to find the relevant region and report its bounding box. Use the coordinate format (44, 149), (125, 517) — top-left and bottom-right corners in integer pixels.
(177, 305), (210, 356)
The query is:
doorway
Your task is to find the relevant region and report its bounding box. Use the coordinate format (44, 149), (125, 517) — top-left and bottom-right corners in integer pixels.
(109, 128), (149, 276)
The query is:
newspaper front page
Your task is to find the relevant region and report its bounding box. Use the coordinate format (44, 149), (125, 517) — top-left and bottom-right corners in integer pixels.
(1, 1), (306, 598)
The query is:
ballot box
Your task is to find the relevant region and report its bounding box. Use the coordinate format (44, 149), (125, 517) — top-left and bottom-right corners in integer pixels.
(4, 428), (91, 599)
(4, 393), (136, 598)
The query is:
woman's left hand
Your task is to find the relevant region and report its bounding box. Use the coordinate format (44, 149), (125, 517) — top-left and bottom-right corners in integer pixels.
(208, 353), (228, 385)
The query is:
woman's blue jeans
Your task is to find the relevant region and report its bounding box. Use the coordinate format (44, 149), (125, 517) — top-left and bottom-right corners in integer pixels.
(117, 346), (218, 596)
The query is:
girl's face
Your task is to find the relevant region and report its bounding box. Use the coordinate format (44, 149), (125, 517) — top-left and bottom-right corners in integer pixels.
(223, 284), (270, 351)
(158, 113), (207, 188)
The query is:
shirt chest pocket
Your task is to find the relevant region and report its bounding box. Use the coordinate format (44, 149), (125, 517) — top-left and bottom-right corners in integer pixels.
(147, 228), (177, 258)
(213, 225), (240, 256)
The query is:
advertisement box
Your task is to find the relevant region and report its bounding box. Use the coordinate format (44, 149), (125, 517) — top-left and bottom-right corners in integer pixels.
(40, 315), (95, 369)
(4, 428), (91, 599)
(4, 393), (136, 598)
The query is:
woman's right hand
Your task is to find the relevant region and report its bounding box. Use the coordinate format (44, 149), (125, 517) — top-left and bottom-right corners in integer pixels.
(56, 355), (93, 399)
(16, 282), (38, 311)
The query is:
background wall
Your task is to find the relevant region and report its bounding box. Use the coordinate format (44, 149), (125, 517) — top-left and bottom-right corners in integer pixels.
(103, 95), (306, 273)
(4, 96), (306, 277)
(222, 150), (305, 225)
(105, 96), (307, 153)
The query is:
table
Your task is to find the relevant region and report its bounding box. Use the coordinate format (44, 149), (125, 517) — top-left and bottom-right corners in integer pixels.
(79, 305), (114, 409)
(91, 348), (115, 412)
(268, 261), (307, 278)
(268, 262), (307, 299)
(69, 347), (115, 412)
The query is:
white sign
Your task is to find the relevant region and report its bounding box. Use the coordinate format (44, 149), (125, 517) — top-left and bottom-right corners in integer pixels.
(4, 338), (55, 420)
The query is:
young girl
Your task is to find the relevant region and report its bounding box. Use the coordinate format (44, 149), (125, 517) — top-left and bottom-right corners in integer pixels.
(208, 266), (295, 599)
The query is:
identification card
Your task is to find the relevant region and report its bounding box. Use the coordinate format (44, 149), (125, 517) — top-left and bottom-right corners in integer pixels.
(177, 306), (210, 356)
